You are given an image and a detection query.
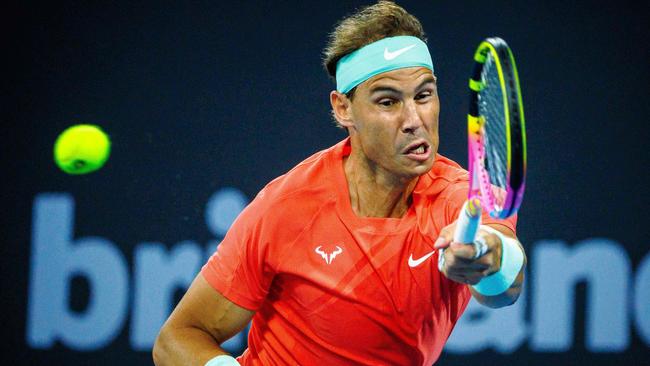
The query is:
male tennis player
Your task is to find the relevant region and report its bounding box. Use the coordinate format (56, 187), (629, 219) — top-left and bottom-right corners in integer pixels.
(153, 2), (526, 365)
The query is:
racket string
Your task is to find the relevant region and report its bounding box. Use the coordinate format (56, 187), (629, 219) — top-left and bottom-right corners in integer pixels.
(478, 54), (509, 204)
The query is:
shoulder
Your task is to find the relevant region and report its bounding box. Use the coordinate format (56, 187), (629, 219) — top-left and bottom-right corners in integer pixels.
(415, 153), (469, 199)
(236, 142), (341, 231)
(431, 154), (467, 184)
(411, 154), (470, 232)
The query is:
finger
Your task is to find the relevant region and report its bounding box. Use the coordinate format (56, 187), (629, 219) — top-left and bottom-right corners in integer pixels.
(474, 230), (503, 272)
(445, 256), (490, 272)
(448, 242), (479, 260)
(435, 223), (456, 249)
(446, 265), (485, 283)
(481, 267), (497, 277)
(471, 237), (489, 259)
(465, 275), (482, 286)
(445, 245), (490, 270)
(447, 273), (480, 286)
(446, 262), (490, 280)
(434, 237), (450, 249)
(445, 255), (489, 276)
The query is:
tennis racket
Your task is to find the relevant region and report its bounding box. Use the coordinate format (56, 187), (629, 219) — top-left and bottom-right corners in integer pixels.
(453, 37), (527, 247)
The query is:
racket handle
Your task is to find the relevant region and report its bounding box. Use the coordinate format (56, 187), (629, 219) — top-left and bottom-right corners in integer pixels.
(453, 198), (482, 244)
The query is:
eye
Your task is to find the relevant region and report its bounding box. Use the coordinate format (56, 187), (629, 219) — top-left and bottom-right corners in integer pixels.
(415, 91), (432, 101)
(377, 98), (396, 107)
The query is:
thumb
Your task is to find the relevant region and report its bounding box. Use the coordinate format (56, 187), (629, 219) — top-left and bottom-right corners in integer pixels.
(434, 236), (450, 249)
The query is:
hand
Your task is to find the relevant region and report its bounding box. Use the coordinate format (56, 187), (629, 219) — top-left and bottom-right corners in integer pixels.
(434, 222), (503, 285)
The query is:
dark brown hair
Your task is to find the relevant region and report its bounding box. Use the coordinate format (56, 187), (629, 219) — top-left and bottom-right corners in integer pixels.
(322, 1), (427, 81)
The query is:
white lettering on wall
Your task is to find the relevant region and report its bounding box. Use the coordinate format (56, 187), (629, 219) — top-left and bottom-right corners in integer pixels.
(27, 194), (129, 350)
(26, 192), (647, 354)
(634, 251), (650, 345)
(531, 239), (630, 352)
(130, 241), (203, 350)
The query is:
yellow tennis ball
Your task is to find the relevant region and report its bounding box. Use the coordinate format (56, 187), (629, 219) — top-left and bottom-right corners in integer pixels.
(54, 124), (111, 174)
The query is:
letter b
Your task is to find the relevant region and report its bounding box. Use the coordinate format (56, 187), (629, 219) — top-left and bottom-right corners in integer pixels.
(26, 194), (129, 350)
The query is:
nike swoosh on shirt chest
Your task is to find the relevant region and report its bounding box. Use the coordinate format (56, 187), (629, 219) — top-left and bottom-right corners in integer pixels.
(408, 249), (437, 267)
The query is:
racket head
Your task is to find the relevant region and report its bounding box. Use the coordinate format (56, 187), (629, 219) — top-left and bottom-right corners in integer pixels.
(467, 37), (526, 219)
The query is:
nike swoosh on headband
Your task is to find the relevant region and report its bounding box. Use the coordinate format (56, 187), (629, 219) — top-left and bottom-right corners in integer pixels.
(336, 36), (433, 93)
(384, 44), (416, 60)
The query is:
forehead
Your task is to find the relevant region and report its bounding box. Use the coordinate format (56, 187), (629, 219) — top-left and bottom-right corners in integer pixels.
(362, 67), (435, 92)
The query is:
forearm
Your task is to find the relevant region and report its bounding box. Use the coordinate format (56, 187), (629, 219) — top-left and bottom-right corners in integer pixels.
(470, 261), (525, 308)
(153, 275), (254, 365)
(153, 324), (231, 366)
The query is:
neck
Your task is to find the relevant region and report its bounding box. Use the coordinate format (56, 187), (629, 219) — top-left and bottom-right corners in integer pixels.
(343, 147), (418, 219)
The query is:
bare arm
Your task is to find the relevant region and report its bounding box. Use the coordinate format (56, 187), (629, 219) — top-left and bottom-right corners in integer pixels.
(153, 274), (254, 366)
(435, 223), (526, 308)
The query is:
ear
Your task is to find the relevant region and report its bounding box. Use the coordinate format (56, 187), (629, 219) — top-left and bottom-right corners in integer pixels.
(329, 91), (355, 128)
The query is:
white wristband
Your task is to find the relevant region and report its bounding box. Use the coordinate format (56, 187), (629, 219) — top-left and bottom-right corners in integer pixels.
(471, 225), (524, 296)
(205, 355), (240, 366)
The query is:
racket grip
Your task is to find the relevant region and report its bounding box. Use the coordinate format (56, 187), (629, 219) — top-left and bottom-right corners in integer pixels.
(453, 198), (482, 244)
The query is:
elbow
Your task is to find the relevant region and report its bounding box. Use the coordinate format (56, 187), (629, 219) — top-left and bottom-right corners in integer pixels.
(152, 325), (171, 366)
(152, 346), (162, 366)
(152, 334), (163, 366)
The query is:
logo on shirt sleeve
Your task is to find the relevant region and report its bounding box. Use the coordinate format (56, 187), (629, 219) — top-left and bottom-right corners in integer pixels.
(315, 245), (343, 264)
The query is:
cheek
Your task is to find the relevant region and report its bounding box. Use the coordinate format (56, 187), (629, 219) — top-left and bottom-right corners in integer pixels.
(356, 120), (398, 162)
(431, 120), (440, 145)
(425, 101), (440, 133)
(424, 102), (440, 148)
(431, 129), (440, 152)
(429, 97), (441, 124)
(364, 121), (395, 150)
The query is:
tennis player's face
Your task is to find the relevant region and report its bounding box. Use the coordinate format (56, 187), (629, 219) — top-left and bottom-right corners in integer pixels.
(349, 67), (439, 179)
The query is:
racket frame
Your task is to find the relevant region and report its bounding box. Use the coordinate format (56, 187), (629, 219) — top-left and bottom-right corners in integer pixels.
(467, 37), (527, 220)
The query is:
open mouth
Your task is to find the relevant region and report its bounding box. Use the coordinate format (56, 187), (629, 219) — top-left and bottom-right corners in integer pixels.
(404, 141), (429, 155)
(402, 140), (432, 162)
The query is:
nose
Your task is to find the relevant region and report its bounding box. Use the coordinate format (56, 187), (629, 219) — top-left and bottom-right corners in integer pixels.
(400, 100), (424, 134)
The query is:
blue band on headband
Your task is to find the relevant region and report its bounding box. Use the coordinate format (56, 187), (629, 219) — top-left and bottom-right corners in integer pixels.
(335, 36), (434, 94)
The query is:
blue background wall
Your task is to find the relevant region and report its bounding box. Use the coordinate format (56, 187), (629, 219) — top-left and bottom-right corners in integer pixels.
(4, 1), (649, 365)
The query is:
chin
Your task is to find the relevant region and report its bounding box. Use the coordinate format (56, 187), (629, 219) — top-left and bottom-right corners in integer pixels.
(401, 163), (433, 179)
(413, 164), (433, 176)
